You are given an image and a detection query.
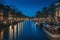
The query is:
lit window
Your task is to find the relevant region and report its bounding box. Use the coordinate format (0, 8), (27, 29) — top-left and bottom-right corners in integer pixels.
(59, 10), (60, 16)
(56, 10), (59, 17)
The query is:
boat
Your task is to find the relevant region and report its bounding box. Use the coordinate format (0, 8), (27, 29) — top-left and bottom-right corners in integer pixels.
(43, 26), (60, 40)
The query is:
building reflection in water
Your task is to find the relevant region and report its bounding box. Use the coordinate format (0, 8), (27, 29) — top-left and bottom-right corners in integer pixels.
(18, 23), (20, 37)
(34, 23), (37, 32)
(8, 22), (23, 40)
(31, 22), (37, 33)
(21, 22), (24, 35)
(14, 24), (17, 40)
(1, 30), (4, 40)
(18, 22), (22, 37)
(0, 21), (36, 40)
(0, 21), (49, 40)
(9, 25), (13, 40)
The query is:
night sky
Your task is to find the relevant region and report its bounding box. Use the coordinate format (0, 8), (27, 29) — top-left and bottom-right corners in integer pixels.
(1, 0), (57, 17)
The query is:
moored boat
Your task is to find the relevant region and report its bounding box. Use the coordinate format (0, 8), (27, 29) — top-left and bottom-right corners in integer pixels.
(43, 27), (60, 40)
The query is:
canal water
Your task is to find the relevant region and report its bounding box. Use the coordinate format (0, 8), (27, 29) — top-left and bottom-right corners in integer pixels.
(2, 20), (49, 40)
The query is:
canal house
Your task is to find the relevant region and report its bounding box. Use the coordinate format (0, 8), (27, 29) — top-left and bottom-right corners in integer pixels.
(0, 11), (4, 22)
(55, 0), (60, 21)
(42, 1), (60, 40)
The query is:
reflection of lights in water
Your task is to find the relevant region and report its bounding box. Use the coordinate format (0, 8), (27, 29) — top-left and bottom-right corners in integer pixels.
(35, 22), (38, 25)
(18, 23), (22, 37)
(9, 25), (17, 40)
(14, 24), (17, 40)
(31, 22), (34, 31)
(34, 23), (37, 32)
(18, 23), (20, 37)
(21, 22), (23, 35)
(1, 30), (4, 40)
(8, 21), (37, 40)
(9, 25), (13, 40)
(9, 22), (23, 40)
(32, 22), (37, 33)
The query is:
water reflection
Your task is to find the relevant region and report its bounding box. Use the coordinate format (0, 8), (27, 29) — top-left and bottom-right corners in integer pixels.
(18, 22), (23, 38)
(32, 22), (37, 33)
(18, 23), (20, 37)
(9, 25), (13, 40)
(20, 20), (49, 40)
(14, 24), (17, 40)
(9, 22), (23, 40)
(0, 20), (49, 40)
(1, 30), (4, 40)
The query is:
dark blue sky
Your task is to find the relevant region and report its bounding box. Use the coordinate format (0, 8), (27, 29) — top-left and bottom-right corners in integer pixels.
(2, 0), (57, 17)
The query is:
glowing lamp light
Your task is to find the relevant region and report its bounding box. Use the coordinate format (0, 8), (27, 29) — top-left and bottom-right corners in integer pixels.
(0, 16), (4, 21)
(3, 21), (7, 24)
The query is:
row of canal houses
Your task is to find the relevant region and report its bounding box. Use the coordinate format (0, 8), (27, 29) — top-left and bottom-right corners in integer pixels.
(42, 1), (60, 40)
(48, 0), (60, 23)
(46, 0), (60, 23)
(33, 0), (60, 23)
(0, 4), (29, 31)
(33, 1), (60, 40)
(55, 0), (60, 22)
(0, 4), (29, 40)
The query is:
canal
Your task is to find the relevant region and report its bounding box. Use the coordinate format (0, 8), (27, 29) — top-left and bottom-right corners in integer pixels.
(1, 20), (49, 40)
